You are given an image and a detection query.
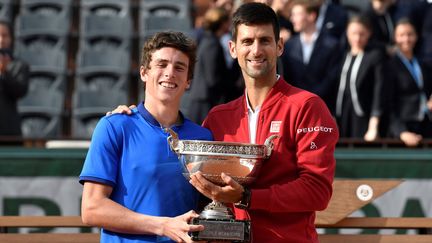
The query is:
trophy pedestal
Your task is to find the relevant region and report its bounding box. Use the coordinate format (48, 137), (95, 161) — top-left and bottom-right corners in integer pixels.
(165, 129), (278, 242)
(190, 201), (251, 242)
(191, 218), (250, 242)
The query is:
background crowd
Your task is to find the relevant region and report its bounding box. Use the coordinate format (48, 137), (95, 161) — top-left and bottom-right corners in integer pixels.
(0, 0), (431, 147)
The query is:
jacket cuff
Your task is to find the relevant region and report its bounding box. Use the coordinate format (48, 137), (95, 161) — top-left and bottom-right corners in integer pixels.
(249, 188), (269, 210)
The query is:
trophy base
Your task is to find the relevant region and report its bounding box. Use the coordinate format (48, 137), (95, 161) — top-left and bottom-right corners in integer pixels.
(191, 218), (250, 242)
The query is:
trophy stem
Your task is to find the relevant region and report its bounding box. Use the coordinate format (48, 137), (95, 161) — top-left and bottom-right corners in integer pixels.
(200, 200), (234, 220)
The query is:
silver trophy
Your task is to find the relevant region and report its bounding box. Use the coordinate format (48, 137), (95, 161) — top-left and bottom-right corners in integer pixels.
(166, 128), (277, 242)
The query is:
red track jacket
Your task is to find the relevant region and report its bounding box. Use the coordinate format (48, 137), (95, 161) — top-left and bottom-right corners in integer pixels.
(203, 78), (339, 243)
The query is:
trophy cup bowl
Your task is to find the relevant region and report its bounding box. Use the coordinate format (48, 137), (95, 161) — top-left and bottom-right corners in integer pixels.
(165, 128), (277, 242)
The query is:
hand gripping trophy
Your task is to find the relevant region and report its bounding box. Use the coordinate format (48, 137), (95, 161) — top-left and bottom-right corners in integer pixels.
(166, 128), (277, 242)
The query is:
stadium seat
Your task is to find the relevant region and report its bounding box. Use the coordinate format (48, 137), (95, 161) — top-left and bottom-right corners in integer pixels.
(140, 0), (191, 18)
(71, 90), (128, 139)
(0, 0), (12, 23)
(80, 0), (130, 18)
(79, 14), (131, 51)
(27, 73), (67, 93)
(14, 12), (70, 36)
(140, 15), (192, 34)
(18, 90), (64, 138)
(20, 0), (72, 17)
(75, 48), (130, 92)
(138, 15), (193, 50)
(15, 47), (67, 92)
(15, 0), (72, 58)
(139, 0), (193, 42)
(14, 12), (70, 49)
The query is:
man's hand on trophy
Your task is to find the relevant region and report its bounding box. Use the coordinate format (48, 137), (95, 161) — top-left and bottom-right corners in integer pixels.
(161, 210), (204, 243)
(106, 104), (136, 116)
(189, 172), (243, 203)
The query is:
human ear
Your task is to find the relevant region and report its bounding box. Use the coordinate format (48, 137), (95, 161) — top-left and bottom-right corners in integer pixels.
(277, 38), (284, 57)
(140, 66), (147, 82)
(229, 40), (237, 59)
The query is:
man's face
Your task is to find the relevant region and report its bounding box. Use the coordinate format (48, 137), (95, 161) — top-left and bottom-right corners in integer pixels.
(0, 25), (12, 49)
(140, 47), (190, 105)
(229, 23), (283, 80)
(290, 5), (313, 33)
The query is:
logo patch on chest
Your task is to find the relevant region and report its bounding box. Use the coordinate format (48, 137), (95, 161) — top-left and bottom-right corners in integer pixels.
(270, 121), (282, 133)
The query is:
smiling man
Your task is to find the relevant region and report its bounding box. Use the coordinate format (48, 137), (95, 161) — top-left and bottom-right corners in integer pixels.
(79, 31), (212, 243)
(189, 3), (339, 242)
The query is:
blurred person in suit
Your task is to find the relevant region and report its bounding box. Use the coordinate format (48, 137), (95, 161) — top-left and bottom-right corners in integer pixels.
(271, 0), (295, 43)
(182, 7), (234, 124)
(386, 18), (432, 147)
(418, 3), (432, 66)
(334, 15), (387, 140)
(365, 0), (429, 55)
(0, 20), (29, 137)
(316, 0), (348, 41)
(282, 0), (341, 113)
(365, 0), (406, 55)
(367, 0), (396, 45)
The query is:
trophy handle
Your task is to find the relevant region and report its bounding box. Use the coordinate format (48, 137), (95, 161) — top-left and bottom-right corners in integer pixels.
(264, 135), (278, 158)
(165, 128), (183, 153)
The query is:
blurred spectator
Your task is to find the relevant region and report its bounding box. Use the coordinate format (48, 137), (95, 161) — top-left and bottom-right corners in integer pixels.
(419, 3), (432, 66)
(193, 1), (233, 42)
(182, 7), (233, 124)
(246, 0), (273, 4)
(367, 0), (396, 45)
(193, 0), (213, 29)
(391, 0), (429, 35)
(215, 0), (237, 72)
(365, 0), (409, 55)
(334, 15), (387, 140)
(215, 0), (235, 12)
(193, 0), (235, 63)
(316, 0), (348, 41)
(282, 0), (340, 112)
(362, 0), (430, 56)
(0, 20), (29, 137)
(386, 19), (432, 147)
(271, 0), (295, 43)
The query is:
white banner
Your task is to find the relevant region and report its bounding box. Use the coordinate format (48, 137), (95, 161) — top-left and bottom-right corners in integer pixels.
(1, 177), (431, 233)
(0, 177), (84, 233)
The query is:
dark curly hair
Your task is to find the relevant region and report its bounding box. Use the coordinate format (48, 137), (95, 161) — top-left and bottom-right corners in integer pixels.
(140, 31), (197, 80)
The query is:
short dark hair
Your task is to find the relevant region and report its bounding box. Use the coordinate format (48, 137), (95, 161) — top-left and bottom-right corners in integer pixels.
(291, 0), (321, 21)
(231, 2), (280, 42)
(140, 31), (197, 80)
(395, 17), (417, 35)
(348, 15), (372, 32)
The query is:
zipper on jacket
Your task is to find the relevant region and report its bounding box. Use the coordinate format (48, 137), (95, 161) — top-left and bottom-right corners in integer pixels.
(255, 114), (265, 144)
